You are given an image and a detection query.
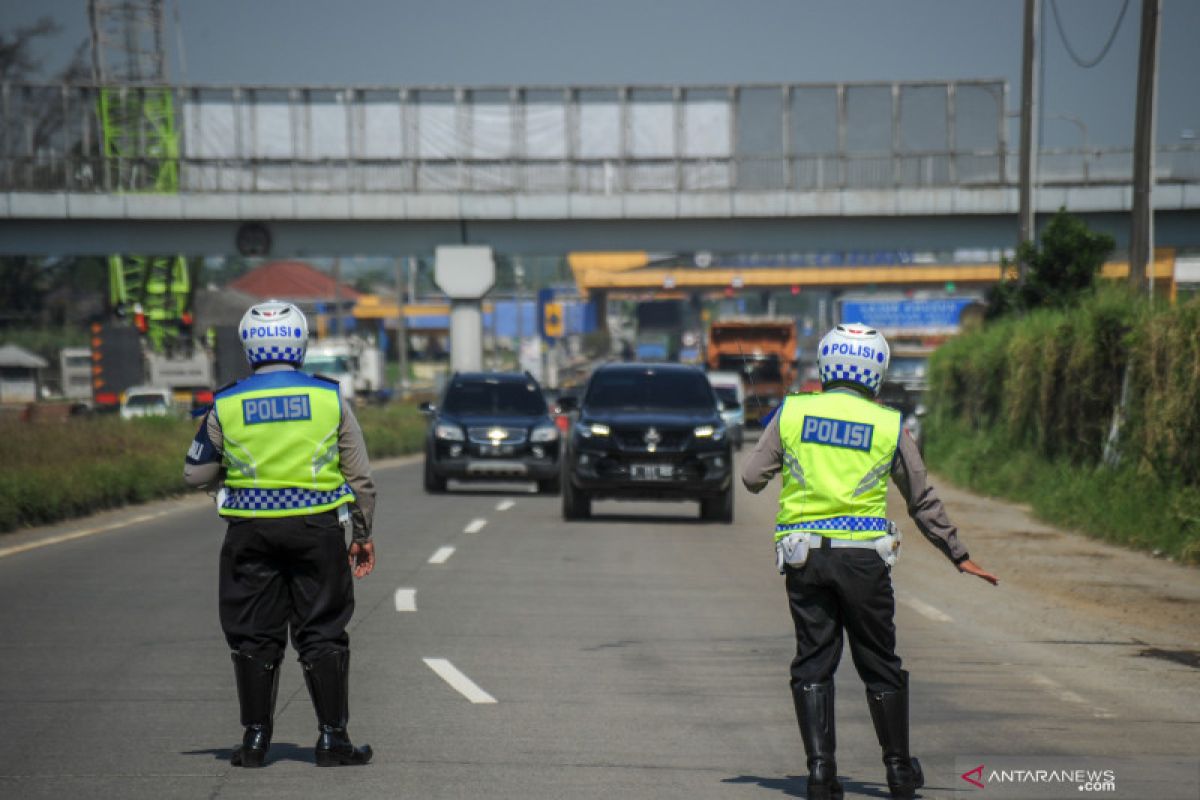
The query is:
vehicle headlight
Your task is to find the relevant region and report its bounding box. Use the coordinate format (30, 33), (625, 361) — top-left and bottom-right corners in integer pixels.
(576, 422), (610, 438)
(435, 422), (465, 441)
(531, 425), (559, 443)
(694, 424), (726, 441)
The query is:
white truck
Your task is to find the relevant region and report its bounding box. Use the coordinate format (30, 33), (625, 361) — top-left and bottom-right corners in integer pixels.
(301, 337), (385, 402)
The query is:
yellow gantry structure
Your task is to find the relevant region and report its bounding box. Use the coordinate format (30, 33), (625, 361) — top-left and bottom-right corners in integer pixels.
(567, 250), (1177, 296)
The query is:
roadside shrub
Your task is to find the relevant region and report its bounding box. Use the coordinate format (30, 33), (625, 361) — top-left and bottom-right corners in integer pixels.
(927, 290), (1200, 563)
(0, 402), (427, 533)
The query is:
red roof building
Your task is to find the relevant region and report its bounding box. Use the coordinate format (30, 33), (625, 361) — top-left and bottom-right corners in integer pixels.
(229, 261), (361, 305)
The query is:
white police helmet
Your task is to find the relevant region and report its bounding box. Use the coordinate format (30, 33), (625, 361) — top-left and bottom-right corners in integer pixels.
(238, 300), (309, 368)
(817, 323), (890, 395)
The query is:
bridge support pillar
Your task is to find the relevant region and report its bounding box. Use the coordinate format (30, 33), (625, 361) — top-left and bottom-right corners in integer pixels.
(434, 246), (495, 373)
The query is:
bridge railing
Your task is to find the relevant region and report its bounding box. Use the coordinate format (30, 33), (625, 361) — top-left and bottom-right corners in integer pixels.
(1, 80), (1198, 194)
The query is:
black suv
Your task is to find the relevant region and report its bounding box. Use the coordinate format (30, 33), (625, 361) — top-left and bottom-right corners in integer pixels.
(561, 363), (734, 522)
(422, 372), (562, 494)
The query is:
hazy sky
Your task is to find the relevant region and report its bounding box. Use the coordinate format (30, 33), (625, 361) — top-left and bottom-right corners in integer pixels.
(5, 0), (1198, 148)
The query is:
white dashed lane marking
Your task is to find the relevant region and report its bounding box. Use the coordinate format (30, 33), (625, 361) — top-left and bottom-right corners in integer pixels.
(464, 518), (488, 534)
(393, 588), (417, 612)
(496, 499), (515, 511)
(428, 546), (455, 565)
(423, 658), (498, 704)
(898, 594), (954, 624)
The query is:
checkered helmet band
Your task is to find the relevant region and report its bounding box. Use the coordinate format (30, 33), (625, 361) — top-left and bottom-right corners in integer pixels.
(238, 300), (308, 367)
(817, 323), (890, 395)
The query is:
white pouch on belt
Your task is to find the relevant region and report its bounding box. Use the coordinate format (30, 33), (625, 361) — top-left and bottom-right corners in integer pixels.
(775, 531), (812, 573)
(874, 522), (902, 568)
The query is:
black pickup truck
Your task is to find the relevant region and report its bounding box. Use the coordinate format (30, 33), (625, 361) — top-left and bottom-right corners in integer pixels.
(560, 363), (734, 523)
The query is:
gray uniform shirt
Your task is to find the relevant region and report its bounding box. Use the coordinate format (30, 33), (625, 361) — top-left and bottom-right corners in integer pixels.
(182, 365), (377, 535)
(741, 391), (969, 564)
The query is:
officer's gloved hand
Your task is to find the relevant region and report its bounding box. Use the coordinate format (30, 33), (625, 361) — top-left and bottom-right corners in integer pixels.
(958, 558), (998, 585)
(347, 505), (375, 578)
(349, 539), (375, 578)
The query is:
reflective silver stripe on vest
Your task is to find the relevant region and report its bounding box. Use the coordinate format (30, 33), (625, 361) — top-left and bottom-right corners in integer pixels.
(852, 452), (894, 497)
(783, 448), (806, 487)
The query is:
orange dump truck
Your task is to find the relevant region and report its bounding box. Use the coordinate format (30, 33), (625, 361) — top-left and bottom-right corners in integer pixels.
(706, 319), (797, 425)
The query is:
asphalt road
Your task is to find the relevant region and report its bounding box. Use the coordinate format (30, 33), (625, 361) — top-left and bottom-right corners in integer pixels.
(0, 453), (1197, 799)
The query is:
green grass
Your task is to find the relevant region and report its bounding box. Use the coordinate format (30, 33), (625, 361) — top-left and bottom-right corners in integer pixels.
(926, 417), (1200, 565)
(0, 403), (428, 533)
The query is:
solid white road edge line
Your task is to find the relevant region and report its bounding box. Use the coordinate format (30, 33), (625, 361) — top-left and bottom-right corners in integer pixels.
(0, 510), (172, 560)
(428, 546), (455, 565)
(496, 499), (515, 511)
(423, 658), (498, 704)
(393, 588), (417, 612)
(899, 595), (954, 624)
(1, 455), (428, 558)
(464, 518), (488, 534)
(1029, 673), (1116, 718)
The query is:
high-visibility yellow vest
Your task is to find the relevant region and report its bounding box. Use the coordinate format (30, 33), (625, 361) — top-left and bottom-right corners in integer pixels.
(213, 370), (354, 518)
(774, 391), (901, 542)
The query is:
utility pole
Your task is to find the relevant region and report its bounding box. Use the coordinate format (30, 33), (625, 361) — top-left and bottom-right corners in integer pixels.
(395, 257), (409, 394)
(513, 259), (525, 372)
(1017, 0), (1040, 280)
(1129, 0), (1161, 290)
(332, 257), (342, 337)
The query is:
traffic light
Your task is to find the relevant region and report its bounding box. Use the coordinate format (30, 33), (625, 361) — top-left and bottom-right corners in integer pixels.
(90, 323), (143, 407)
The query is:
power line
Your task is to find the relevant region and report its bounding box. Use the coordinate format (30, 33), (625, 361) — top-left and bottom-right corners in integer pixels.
(1049, 0), (1131, 68)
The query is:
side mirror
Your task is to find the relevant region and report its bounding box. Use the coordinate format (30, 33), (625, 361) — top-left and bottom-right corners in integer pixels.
(418, 401), (435, 416)
(556, 396), (578, 413)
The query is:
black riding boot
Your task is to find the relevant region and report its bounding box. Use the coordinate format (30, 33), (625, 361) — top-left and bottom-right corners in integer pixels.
(230, 651), (281, 767)
(866, 671), (924, 799)
(302, 649), (373, 767)
(793, 681), (844, 800)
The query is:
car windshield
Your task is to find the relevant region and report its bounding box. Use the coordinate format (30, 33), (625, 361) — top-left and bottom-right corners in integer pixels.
(126, 394), (168, 407)
(585, 369), (716, 413)
(303, 355), (351, 375)
(443, 380), (547, 416)
(716, 354), (783, 382)
(714, 386), (739, 406)
(889, 357), (928, 379)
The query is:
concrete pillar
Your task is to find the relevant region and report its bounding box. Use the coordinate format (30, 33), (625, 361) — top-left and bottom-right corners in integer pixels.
(434, 246), (495, 374)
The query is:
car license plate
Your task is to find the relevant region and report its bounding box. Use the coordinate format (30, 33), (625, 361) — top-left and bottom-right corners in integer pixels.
(631, 463), (674, 480)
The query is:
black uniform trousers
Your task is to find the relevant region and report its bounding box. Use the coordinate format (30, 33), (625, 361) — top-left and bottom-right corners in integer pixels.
(219, 510), (354, 664)
(785, 540), (903, 693)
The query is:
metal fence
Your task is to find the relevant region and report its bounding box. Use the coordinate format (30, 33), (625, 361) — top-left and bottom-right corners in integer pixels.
(1, 80), (1197, 194)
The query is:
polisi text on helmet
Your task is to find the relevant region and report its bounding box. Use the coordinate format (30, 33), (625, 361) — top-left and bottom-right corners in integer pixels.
(244, 325), (300, 339)
(829, 342), (876, 360)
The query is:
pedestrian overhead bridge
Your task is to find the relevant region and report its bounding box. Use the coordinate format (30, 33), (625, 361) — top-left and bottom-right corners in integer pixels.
(1, 80), (1199, 256)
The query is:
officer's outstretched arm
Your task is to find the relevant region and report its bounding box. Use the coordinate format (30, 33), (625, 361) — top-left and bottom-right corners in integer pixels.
(741, 412), (784, 493)
(892, 431), (998, 586)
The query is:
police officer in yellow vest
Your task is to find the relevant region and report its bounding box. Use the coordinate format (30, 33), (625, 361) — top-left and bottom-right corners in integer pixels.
(742, 324), (998, 800)
(184, 301), (376, 768)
